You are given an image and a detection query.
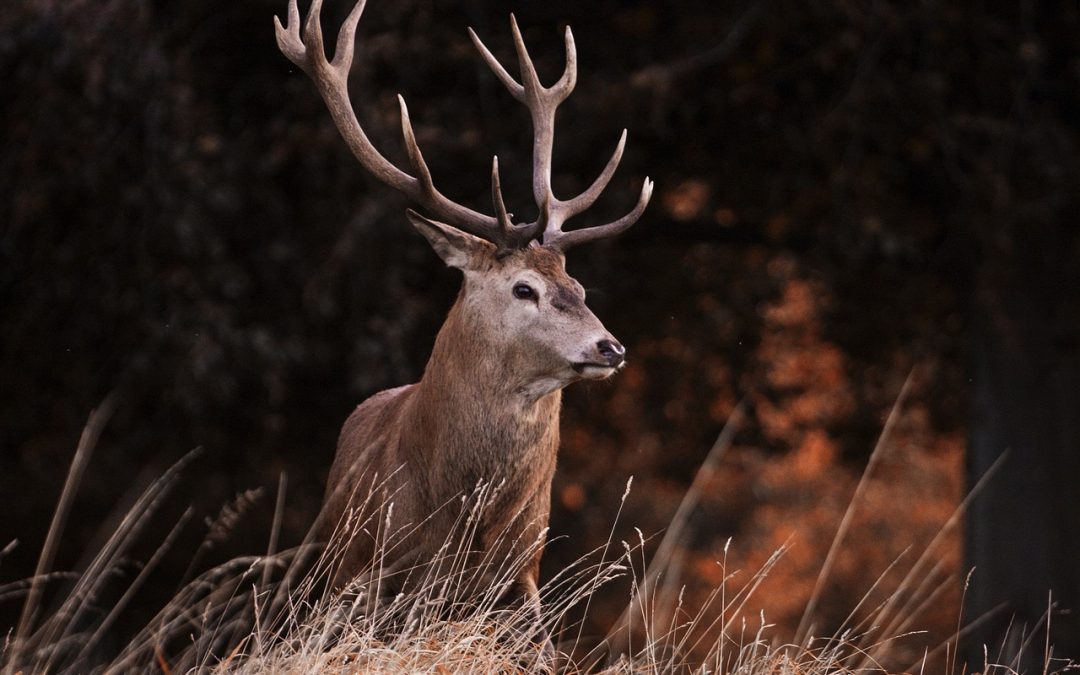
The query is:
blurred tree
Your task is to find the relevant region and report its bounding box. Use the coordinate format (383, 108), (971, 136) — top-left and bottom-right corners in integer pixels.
(955, 3), (1080, 667)
(968, 222), (1080, 667)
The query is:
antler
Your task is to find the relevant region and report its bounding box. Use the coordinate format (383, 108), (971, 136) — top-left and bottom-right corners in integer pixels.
(469, 16), (653, 251)
(275, 0), (651, 252)
(274, 0), (534, 249)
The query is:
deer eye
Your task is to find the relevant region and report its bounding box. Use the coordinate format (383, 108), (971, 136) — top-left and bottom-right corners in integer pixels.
(512, 283), (536, 300)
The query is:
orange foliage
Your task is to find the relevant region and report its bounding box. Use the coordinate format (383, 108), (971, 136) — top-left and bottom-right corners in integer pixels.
(552, 249), (964, 670)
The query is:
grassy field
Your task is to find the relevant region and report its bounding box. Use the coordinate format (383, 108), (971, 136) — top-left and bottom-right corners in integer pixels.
(1, 393), (1071, 674)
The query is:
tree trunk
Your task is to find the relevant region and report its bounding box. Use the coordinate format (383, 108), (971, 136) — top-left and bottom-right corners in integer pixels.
(966, 223), (1080, 670)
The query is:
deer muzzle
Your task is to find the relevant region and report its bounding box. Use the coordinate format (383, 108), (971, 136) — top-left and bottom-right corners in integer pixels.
(571, 337), (626, 377)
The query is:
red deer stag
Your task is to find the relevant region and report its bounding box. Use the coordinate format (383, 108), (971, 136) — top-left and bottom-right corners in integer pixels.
(275, 0), (652, 633)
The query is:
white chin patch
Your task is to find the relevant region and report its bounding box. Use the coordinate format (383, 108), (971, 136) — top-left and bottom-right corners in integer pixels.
(574, 364), (618, 380)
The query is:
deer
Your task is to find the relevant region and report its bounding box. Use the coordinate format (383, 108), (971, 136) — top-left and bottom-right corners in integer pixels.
(274, 0), (652, 646)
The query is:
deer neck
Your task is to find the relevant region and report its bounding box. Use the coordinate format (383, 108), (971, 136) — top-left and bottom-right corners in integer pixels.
(393, 297), (561, 523)
(406, 296), (562, 457)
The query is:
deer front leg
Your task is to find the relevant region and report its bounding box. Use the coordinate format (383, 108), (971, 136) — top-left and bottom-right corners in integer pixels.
(515, 572), (556, 661)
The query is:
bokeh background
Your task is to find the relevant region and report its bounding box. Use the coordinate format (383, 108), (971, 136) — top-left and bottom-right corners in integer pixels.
(2, 0), (1078, 669)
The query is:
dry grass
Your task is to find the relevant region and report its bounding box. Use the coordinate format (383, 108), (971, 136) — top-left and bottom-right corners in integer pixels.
(1, 392), (1075, 674)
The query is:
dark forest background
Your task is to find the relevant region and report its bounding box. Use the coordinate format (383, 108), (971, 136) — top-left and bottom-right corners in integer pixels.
(2, 0), (1078, 669)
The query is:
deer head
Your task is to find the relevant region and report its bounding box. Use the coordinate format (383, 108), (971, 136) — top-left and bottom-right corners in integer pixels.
(408, 211), (626, 400)
(274, 0), (651, 397)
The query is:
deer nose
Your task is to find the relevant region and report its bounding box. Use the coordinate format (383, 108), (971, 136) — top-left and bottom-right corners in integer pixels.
(596, 339), (626, 367)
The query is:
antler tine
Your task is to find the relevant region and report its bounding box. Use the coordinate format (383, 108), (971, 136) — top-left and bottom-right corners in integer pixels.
(508, 15), (544, 103)
(398, 95), (435, 193)
(553, 26), (578, 102)
(557, 129), (626, 225)
(331, 0), (367, 72)
(301, 0), (329, 74)
(276, 0), (508, 246)
(490, 157), (512, 233)
(545, 178), (654, 251)
(273, 0), (309, 74)
(491, 157), (543, 249)
(467, 27), (524, 101)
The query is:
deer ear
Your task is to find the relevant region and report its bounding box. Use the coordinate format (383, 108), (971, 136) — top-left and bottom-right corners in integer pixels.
(406, 209), (494, 269)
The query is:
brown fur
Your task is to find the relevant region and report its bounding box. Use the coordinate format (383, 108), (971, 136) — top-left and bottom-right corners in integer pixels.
(317, 242), (620, 624)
